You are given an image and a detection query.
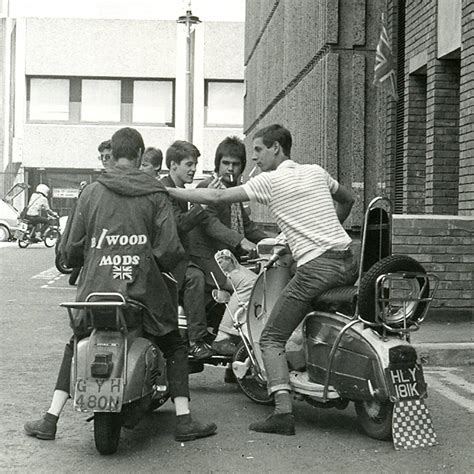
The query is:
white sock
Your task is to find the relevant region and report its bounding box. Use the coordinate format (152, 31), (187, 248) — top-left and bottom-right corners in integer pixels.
(174, 396), (190, 417)
(47, 390), (69, 417)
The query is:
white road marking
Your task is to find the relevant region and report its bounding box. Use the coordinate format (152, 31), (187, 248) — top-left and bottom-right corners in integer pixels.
(32, 266), (59, 279)
(41, 285), (76, 290)
(425, 368), (474, 413)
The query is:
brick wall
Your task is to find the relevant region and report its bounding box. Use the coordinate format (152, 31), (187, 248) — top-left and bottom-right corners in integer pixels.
(393, 215), (473, 318)
(459, 0), (474, 214)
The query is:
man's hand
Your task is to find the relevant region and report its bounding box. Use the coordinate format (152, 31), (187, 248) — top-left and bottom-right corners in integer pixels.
(239, 238), (257, 254)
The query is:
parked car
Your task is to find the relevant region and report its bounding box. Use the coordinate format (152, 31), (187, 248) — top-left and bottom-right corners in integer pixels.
(0, 183), (28, 242)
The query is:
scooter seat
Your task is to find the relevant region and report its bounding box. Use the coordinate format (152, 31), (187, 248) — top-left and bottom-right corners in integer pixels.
(312, 286), (358, 316)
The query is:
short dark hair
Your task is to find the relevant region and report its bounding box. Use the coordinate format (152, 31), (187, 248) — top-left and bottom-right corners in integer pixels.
(166, 140), (200, 169)
(98, 139), (112, 153)
(142, 147), (163, 168)
(111, 128), (144, 161)
(253, 124), (292, 157)
(214, 136), (246, 172)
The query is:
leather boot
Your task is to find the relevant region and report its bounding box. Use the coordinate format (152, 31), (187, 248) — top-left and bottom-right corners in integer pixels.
(249, 413), (295, 435)
(175, 414), (217, 441)
(24, 413), (58, 440)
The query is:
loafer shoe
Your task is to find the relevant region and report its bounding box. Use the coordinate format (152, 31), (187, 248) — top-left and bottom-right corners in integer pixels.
(24, 413), (58, 440)
(175, 414), (217, 441)
(249, 413), (295, 435)
(189, 341), (214, 360)
(211, 339), (237, 356)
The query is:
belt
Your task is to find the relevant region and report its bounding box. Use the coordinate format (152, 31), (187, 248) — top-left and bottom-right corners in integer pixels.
(321, 248), (352, 259)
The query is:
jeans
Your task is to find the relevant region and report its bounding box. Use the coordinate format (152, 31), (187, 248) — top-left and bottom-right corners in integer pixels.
(55, 329), (190, 400)
(182, 264), (208, 344)
(260, 249), (358, 394)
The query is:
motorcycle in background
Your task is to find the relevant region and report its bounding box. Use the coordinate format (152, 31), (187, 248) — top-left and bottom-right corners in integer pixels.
(16, 215), (61, 248)
(225, 197), (440, 449)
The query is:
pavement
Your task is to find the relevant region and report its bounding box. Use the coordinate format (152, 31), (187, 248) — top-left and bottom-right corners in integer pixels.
(411, 319), (473, 367)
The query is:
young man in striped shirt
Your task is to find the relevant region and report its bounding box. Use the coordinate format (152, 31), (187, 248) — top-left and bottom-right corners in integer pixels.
(167, 124), (357, 435)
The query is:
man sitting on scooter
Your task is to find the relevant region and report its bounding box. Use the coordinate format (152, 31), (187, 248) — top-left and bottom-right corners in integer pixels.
(188, 136), (268, 356)
(25, 184), (59, 241)
(24, 127), (217, 443)
(166, 124), (357, 436)
(160, 141), (215, 360)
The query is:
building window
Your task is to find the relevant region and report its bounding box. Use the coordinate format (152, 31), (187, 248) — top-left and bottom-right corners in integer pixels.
(81, 79), (121, 122)
(29, 78), (69, 121)
(205, 80), (244, 126)
(132, 80), (174, 124)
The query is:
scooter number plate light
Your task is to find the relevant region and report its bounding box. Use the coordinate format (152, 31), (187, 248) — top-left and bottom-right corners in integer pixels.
(73, 377), (123, 413)
(386, 365), (427, 401)
(18, 222), (28, 232)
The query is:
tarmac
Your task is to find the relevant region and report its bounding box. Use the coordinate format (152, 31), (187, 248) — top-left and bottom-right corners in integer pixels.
(410, 319), (473, 367)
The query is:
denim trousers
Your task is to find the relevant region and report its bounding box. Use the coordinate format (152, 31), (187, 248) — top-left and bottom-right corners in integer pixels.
(55, 329), (190, 400)
(260, 249), (358, 394)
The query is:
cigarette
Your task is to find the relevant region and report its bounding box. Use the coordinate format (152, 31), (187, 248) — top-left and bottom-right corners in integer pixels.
(248, 166), (257, 178)
(229, 174), (234, 183)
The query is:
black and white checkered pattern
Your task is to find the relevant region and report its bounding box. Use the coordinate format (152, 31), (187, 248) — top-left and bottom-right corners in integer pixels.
(392, 399), (438, 450)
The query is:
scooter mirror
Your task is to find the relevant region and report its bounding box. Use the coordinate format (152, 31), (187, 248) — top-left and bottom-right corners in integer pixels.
(212, 289), (231, 304)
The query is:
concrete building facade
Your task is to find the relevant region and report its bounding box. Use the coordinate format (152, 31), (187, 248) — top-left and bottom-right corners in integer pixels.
(1, 12), (245, 214)
(243, 0), (472, 317)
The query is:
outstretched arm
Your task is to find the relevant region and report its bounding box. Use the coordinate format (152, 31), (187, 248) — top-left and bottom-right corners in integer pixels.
(167, 185), (250, 205)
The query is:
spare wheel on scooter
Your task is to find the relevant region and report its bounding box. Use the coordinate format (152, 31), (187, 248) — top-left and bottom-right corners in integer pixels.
(357, 255), (429, 328)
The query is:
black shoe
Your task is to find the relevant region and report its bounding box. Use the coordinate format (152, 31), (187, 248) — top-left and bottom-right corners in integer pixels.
(224, 366), (237, 384)
(175, 414), (217, 441)
(189, 341), (214, 360)
(211, 339), (237, 356)
(249, 413), (295, 435)
(24, 413), (58, 440)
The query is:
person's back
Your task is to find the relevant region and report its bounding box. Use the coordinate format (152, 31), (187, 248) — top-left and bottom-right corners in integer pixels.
(66, 161), (183, 335)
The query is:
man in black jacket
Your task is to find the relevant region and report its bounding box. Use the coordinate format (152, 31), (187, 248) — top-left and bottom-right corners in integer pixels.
(24, 128), (217, 442)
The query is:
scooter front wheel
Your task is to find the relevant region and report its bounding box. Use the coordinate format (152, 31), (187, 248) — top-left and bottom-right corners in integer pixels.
(94, 412), (122, 455)
(354, 399), (393, 440)
(233, 342), (273, 406)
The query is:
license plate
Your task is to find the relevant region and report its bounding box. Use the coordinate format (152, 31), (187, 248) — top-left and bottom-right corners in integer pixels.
(18, 222), (28, 231)
(73, 378), (123, 412)
(386, 364), (427, 401)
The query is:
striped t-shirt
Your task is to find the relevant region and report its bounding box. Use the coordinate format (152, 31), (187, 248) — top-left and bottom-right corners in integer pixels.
(242, 160), (351, 266)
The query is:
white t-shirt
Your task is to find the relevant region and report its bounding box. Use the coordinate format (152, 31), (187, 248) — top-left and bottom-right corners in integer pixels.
(242, 160), (351, 266)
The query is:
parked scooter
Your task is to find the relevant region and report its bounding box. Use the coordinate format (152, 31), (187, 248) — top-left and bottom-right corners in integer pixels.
(225, 197), (439, 447)
(16, 215), (61, 248)
(61, 292), (169, 455)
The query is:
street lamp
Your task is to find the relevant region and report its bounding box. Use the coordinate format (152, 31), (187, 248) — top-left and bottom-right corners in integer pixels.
(177, 4), (201, 143)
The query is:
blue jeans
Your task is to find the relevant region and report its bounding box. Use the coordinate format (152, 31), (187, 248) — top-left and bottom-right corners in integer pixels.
(260, 249), (358, 394)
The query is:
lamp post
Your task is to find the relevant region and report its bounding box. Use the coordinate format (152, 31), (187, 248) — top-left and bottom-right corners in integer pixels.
(177, 5), (201, 143)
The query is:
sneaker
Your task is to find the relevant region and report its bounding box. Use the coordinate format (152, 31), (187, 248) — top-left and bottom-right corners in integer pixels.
(175, 414), (217, 441)
(24, 413), (58, 440)
(189, 341), (214, 360)
(211, 339), (237, 356)
(249, 413), (295, 435)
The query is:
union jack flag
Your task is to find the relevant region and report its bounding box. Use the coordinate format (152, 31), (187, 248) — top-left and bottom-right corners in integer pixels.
(112, 265), (133, 280)
(374, 16), (398, 100)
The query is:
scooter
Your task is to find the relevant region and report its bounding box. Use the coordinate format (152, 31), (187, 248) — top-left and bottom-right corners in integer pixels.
(16, 215), (60, 248)
(227, 197), (440, 449)
(61, 292), (169, 455)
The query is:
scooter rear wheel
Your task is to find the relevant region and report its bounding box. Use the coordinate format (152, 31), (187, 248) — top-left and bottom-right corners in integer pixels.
(354, 400), (393, 440)
(94, 412), (122, 455)
(233, 342), (273, 406)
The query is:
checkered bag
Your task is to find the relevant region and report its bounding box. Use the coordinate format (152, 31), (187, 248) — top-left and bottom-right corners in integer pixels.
(392, 399), (438, 450)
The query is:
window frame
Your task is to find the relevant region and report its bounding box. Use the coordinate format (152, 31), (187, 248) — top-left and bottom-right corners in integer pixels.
(204, 79), (244, 127)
